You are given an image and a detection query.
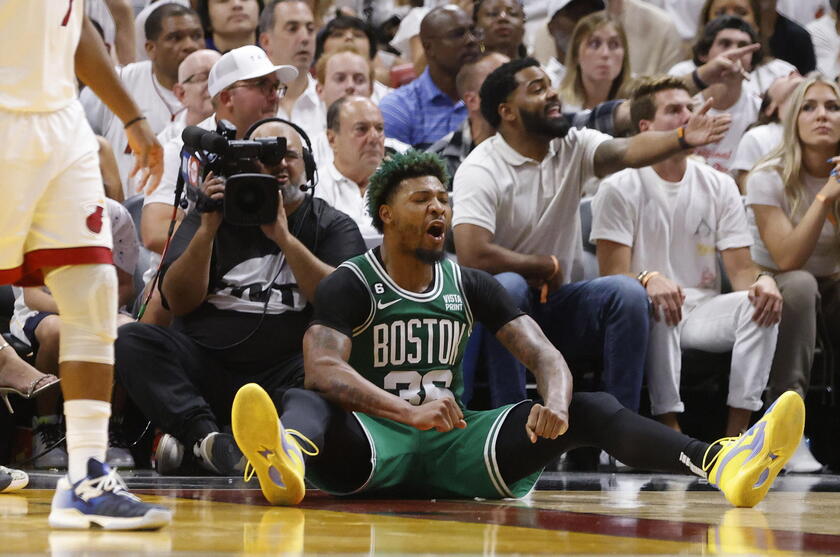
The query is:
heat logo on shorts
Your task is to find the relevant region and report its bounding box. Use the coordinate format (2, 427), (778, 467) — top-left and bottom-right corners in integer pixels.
(85, 204), (105, 234)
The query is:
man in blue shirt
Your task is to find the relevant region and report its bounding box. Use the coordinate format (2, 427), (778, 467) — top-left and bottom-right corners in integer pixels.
(379, 5), (481, 149)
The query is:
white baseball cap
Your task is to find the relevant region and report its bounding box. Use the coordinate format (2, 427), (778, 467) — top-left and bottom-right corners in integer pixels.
(207, 45), (298, 98)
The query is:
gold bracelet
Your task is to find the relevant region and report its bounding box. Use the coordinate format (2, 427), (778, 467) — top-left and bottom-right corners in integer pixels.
(642, 271), (661, 288)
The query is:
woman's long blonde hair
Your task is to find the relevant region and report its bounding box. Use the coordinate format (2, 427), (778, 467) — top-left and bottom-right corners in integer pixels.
(752, 74), (840, 224)
(558, 12), (631, 110)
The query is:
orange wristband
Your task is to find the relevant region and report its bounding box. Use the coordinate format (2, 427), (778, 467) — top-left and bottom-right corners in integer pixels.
(540, 256), (560, 304)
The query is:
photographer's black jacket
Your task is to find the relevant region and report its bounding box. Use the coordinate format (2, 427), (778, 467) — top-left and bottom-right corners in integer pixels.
(159, 196), (365, 373)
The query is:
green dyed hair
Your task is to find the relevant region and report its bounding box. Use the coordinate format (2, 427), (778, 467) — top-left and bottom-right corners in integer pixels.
(367, 150), (450, 233)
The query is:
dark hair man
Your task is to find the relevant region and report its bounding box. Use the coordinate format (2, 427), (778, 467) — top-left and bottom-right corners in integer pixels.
(228, 150), (805, 511)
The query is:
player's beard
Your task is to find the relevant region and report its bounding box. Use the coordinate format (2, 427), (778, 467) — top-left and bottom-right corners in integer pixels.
(414, 247), (445, 264)
(519, 105), (571, 139)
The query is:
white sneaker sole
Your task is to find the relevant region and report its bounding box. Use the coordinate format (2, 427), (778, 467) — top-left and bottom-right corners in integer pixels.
(48, 507), (172, 530)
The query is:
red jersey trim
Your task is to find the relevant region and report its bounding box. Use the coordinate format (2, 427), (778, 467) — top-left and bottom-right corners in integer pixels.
(0, 247), (113, 287)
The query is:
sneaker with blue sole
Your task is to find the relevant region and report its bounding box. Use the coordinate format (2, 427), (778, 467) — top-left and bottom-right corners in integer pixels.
(49, 458), (172, 530)
(705, 391), (805, 508)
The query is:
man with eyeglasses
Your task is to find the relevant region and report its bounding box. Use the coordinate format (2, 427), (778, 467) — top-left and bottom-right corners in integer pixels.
(139, 45), (296, 327)
(81, 3), (204, 198)
(379, 5), (482, 149)
(157, 49), (222, 146)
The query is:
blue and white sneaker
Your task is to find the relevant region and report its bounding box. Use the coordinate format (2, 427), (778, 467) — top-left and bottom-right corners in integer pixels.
(49, 458), (172, 530)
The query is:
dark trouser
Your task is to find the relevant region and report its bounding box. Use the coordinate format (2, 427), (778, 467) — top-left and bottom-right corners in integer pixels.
(463, 273), (649, 411)
(115, 322), (304, 449)
(283, 389), (705, 492)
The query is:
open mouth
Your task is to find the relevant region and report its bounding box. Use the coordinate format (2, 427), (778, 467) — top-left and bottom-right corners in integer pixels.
(545, 102), (562, 118)
(426, 221), (445, 241)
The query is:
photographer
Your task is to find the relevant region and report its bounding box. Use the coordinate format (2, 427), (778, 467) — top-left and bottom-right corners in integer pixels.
(115, 120), (365, 475)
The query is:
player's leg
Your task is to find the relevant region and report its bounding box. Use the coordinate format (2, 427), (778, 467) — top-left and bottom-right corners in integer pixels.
(232, 385), (372, 505)
(495, 390), (804, 507)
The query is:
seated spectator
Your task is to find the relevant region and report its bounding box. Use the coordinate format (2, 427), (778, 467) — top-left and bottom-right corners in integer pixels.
(591, 76), (781, 437)
(745, 74), (840, 472)
(426, 52), (510, 182)
(157, 49), (222, 146)
(80, 3), (204, 197)
(197, 0), (262, 53)
(474, 0), (527, 60)
(115, 121), (366, 475)
(732, 72), (804, 191)
(543, 0), (604, 87)
(310, 47), (410, 169)
(379, 5), (481, 149)
(140, 45), (297, 327)
(10, 198), (139, 469)
(316, 96), (385, 246)
(669, 1), (796, 96)
(452, 57), (731, 410)
(684, 16), (762, 175)
(558, 12), (632, 113)
(314, 15), (395, 102)
(96, 136), (126, 202)
(807, 2), (840, 81)
(259, 0), (325, 141)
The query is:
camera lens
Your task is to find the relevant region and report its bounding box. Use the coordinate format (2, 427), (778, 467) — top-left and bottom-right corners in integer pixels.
(235, 184), (264, 213)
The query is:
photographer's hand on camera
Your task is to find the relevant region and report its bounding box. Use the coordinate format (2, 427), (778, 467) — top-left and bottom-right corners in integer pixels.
(260, 189), (291, 249)
(200, 171), (225, 234)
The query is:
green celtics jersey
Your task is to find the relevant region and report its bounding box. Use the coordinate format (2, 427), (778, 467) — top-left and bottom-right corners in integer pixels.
(340, 251), (474, 408)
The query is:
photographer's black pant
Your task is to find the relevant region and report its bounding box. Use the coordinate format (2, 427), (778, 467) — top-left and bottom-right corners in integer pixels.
(115, 322), (304, 449)
(280, 389), (713, 494)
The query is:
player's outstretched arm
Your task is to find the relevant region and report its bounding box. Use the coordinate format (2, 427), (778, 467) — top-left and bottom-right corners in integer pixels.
(303, 325), (465, 432)
(496, 315), (573, 442)
(75, 16), (162, 193)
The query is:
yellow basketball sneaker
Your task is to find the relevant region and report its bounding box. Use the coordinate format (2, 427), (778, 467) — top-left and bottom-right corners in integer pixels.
(704, 391), (805, 508)
(231, 384), (318, 505)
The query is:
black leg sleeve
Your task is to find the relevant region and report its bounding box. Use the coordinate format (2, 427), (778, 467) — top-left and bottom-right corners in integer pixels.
(496, 392), (709, 484)
(278, 389), (372, 492)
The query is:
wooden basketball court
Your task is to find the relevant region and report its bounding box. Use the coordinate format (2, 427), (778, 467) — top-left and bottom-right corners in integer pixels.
(4, 471), (840, 555)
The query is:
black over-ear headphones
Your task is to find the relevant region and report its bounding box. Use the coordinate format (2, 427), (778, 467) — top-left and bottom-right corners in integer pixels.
(244, 117), (318, 188)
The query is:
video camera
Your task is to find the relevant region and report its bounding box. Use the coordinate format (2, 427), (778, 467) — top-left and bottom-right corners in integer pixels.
(181, 120), (286, 226)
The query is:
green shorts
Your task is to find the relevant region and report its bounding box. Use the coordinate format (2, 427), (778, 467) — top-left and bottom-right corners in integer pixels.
(307, 401), (541, 499)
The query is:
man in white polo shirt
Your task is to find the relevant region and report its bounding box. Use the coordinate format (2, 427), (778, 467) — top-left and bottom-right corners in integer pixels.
(591, 76), (781, 436)
(315, 96), (385, 248)
(453, 58), (731, 411)
(81, 3), (204, 198)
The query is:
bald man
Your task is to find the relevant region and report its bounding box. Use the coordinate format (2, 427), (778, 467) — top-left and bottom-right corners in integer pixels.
(379, 5), (482, 148)
(426, 51), (509, 181)
(114, 120), (366, 476)
(157, 49), (222, 145)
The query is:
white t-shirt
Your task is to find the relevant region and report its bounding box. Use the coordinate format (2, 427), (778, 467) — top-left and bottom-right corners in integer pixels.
(668, 58), (797, 98)
(452, 129), (611, 285)
(692, 88), (761, 175)
(808, 14), (840, 81)
(545, 57), (566, 89)
(591, 159), (752, 307)
(777, 0), (829, 27)
(314, 162), (382, 248)
(81, 60), (184, 197)
(0, 1), (81, 111)
(277, 75), (327, 143)
(390, 7), (431, 59)
(157, 110), (189, 147)
(730, 122), (783, 174)
(746, 165), (840, 277)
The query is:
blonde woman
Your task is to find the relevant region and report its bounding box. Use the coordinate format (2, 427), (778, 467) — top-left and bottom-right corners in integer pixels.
(745, 75), (840, 472)
(558, 12), (632, 113)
